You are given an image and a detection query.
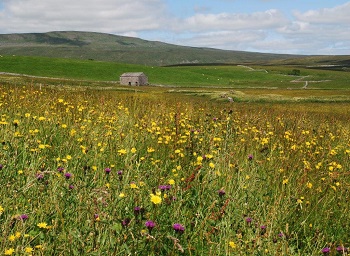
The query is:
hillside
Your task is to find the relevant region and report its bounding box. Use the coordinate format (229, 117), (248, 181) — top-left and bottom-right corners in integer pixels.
(0, 31), (303, 66)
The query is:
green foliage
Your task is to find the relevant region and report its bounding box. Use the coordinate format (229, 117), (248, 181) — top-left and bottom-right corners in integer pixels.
(288, 69), (301, 76)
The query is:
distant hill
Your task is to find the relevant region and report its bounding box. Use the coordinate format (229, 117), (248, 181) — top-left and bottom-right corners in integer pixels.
(0, 31), (307, 66)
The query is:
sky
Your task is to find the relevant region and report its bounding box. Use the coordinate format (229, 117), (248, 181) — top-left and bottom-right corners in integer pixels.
(0, 0), (349, 55)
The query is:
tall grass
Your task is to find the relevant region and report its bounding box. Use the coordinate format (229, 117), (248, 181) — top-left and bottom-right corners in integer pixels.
(0, 83), (350, 255)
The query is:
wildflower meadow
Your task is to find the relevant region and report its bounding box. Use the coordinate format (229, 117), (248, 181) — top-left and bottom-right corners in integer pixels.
(1, 83), (350, 255)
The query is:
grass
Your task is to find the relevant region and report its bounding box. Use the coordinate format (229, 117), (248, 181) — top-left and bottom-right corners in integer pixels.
(1, 55), (350, 90)
(1, 80), (350, 255)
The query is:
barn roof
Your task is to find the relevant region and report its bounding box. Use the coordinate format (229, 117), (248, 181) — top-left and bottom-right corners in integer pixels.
(120, 72), (146, 77)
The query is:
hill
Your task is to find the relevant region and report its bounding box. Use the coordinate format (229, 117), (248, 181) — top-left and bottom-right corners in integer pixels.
(0, 31), (304, 66)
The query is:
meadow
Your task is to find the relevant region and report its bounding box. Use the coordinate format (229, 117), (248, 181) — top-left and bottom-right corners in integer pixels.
(1, 79), (350, 255)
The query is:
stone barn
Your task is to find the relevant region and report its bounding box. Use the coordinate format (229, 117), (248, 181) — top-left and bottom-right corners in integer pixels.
(120, 72), (148, 86)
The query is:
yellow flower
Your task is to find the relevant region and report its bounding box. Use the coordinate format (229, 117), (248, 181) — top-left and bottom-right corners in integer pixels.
(150, 194), (162, 204)
(209, 162), (215, 168)
(168, 179), (175, 185)
(119, 193), (126, 198)
(130, 183), (138, 189)
(15, 232), (21, 238)
(229, 241), (236, 249)
(35, 245), (43, 250)
(306, 182), (313, 189)
(131, 147), (137, 153)
(282, 179), (288, 185)
(4, 248), (15, 255)
(118, 149), (127, 155)
(147, 147), (155, 153)
(25, 247), (34, 253)
(8, 235), (16, 242)
(0, 205), (4, 215)
(37, 222), (48, 229)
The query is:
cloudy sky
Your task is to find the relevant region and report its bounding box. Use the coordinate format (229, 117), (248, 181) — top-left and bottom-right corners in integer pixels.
(0, 0), (349, 55)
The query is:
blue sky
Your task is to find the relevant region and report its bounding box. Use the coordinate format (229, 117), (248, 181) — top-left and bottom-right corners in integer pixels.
(0, 0), (349, 55)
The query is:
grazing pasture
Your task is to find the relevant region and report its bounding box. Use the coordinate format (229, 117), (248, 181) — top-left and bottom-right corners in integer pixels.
(1, 80), (350, 255)
(1, 55), (350, 90)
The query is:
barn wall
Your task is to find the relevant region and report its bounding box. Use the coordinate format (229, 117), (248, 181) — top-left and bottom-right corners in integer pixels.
(120, 74), (148, 86)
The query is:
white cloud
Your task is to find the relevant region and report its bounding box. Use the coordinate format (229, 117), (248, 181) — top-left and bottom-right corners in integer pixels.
(175, 9), (288, 32)
(179, 30), (267, 50)
(0, 0), (167, 34)
(293, 2), (350, 24)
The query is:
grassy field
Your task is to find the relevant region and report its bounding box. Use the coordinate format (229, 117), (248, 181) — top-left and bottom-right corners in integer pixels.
(1, 78), (350, 255)
(1, 55), (350, 90)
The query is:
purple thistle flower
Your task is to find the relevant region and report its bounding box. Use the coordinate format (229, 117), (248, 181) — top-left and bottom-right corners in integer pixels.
(278, 232), (284, 238)
(245, 217), (252, 224)
(159, 185), (171, 191)
(64, 172), (72, 179)
(105, 168), (111, 174)
(19, 214), (29, 221)
(36, 173), (44, 180)
(321, 247), (330, 254)
(134, 206), (141, 214)
(248, 154), (253, 161)
(0, 164), (3, 170)
(117, 170), (123, 180)
(218, 189), (225, 197)
(57, 167), (65, 173)
(173, 223), (185, 234)
(134, 206), (144, 216)
(336, 246), (348, 253)
(69, 184), (74, 189)
(122, 218), (131, 227)
(145, 220), (156, 232)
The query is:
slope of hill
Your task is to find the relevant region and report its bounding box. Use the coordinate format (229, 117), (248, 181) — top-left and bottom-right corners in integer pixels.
(0, 31), (303, 66)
